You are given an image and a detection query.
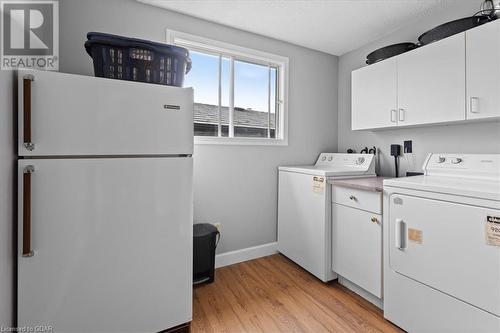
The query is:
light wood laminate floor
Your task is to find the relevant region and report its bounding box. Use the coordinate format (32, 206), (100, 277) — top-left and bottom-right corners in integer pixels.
(192, 254), (404, 333)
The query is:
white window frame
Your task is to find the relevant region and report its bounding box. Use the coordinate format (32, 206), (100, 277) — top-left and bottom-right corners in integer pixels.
(166, 29), (289, 146)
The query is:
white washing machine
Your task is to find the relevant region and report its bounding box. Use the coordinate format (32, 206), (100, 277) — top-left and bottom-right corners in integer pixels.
(383, 153), (500, 332)
(278, 153), (376, 282)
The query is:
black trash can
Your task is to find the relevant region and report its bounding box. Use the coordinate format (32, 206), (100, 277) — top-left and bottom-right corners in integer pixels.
(193, 223), (220, 284)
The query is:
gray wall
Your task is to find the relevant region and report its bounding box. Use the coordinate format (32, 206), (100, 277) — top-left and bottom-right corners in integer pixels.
(59, 0), (339, 253)
(338, 0), (500, 176)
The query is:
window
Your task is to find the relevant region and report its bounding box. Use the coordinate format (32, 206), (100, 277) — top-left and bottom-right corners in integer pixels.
(167, 30), (288, 145)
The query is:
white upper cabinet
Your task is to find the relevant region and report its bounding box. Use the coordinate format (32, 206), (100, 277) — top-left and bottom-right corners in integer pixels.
(397, 33), (466, 126)
(351, 20), (500, 130)
(466, 20), (500, 120)
(352, 59), (397, 130)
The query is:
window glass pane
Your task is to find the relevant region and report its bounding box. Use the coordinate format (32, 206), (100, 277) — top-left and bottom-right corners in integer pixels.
(270, 67), (277, 139)
(234, 60), (270, 138)
(186, 51), (219, 137)
(220, 57), (230, 137)
(179, 40), (282, 141)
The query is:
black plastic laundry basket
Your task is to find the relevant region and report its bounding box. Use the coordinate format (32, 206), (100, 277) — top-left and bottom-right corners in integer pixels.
(84, 32), (191, 86)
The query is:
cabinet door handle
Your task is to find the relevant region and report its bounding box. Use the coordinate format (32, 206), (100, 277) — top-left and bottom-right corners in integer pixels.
(390, 109), (397, 123)
(470, 97), (479, 114)
(349, 195), (356, 201)
(23, 74), (35, 151)
(398, 108), (405, 122)
(23, 165), (35, 257)
(395, 218), (406, 250)
(371, 216), (379, 224)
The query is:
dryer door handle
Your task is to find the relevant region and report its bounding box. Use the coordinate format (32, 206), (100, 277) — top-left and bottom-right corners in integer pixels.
(395, 218), (407, 250)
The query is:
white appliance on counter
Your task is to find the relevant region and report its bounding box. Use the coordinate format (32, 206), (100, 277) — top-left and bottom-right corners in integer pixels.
(277, 153), (376, 282)
(16, 70), (193, 332)
(383, 153), (500, 332)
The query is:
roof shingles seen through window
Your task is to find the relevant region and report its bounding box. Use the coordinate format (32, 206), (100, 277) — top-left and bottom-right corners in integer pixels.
(194, 103), (276, 129)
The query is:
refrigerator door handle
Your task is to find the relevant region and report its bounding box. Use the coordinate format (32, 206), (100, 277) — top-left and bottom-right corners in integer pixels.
(23, 165), (35, 257)
(23, 74), (35, 151)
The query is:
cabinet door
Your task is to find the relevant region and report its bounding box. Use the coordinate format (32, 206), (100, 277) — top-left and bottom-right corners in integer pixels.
(466, 20), (500, 119)
(398, 33), (466, 126)
(351, 59), (397, 130)
(332, 204), (382, 297)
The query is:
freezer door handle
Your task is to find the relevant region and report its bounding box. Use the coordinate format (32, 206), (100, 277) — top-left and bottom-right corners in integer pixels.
(23, 165), (35, 257)
(23, 74), (35, 151)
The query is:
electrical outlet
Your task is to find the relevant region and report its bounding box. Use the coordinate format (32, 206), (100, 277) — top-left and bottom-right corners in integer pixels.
(214, 223), (221, 231)
(404, 140), (412, 154)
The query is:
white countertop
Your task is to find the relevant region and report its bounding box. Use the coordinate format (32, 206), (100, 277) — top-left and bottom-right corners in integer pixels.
(329, 177), (388, 192)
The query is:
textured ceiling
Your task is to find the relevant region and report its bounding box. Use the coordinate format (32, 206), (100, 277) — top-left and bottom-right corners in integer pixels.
(139, 0), (456, 55)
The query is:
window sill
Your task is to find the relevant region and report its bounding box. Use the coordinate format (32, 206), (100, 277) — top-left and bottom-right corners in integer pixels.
(194, 136), (288, 146)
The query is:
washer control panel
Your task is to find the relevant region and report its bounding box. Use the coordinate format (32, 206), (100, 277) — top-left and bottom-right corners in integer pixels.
(430, 154), (466, 167)
(425, 153), (500, 179)
(315, 153), (374, 168)
(435, 155), (464, 165)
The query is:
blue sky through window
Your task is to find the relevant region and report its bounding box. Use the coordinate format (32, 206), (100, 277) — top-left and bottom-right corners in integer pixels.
(184, 51), (276, 113)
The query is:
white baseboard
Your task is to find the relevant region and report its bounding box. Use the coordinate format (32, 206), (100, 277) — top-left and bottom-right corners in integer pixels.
(215, 242), (278, 268)
(338, 276), (383, 309)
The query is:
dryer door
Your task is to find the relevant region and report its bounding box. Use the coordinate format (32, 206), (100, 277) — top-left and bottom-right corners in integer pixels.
(389, 194), (500, 316)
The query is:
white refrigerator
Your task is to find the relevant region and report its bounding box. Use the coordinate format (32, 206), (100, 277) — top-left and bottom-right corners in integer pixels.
(16, 69), (193, 332)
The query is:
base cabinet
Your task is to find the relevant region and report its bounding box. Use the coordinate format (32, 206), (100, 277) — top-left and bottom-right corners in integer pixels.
(332, 186), (382, 298)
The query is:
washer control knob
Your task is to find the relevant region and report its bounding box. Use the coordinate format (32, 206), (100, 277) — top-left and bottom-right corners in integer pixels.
(321, 156), (326, 161)
(451, 157), (463, 165)
(437, 156), (446, 163)
(328, 156), (333, 161)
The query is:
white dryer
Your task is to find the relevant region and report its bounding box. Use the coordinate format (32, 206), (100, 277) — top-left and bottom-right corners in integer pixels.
(278, 153), (376, 282)
(384, 153), (500, 332)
